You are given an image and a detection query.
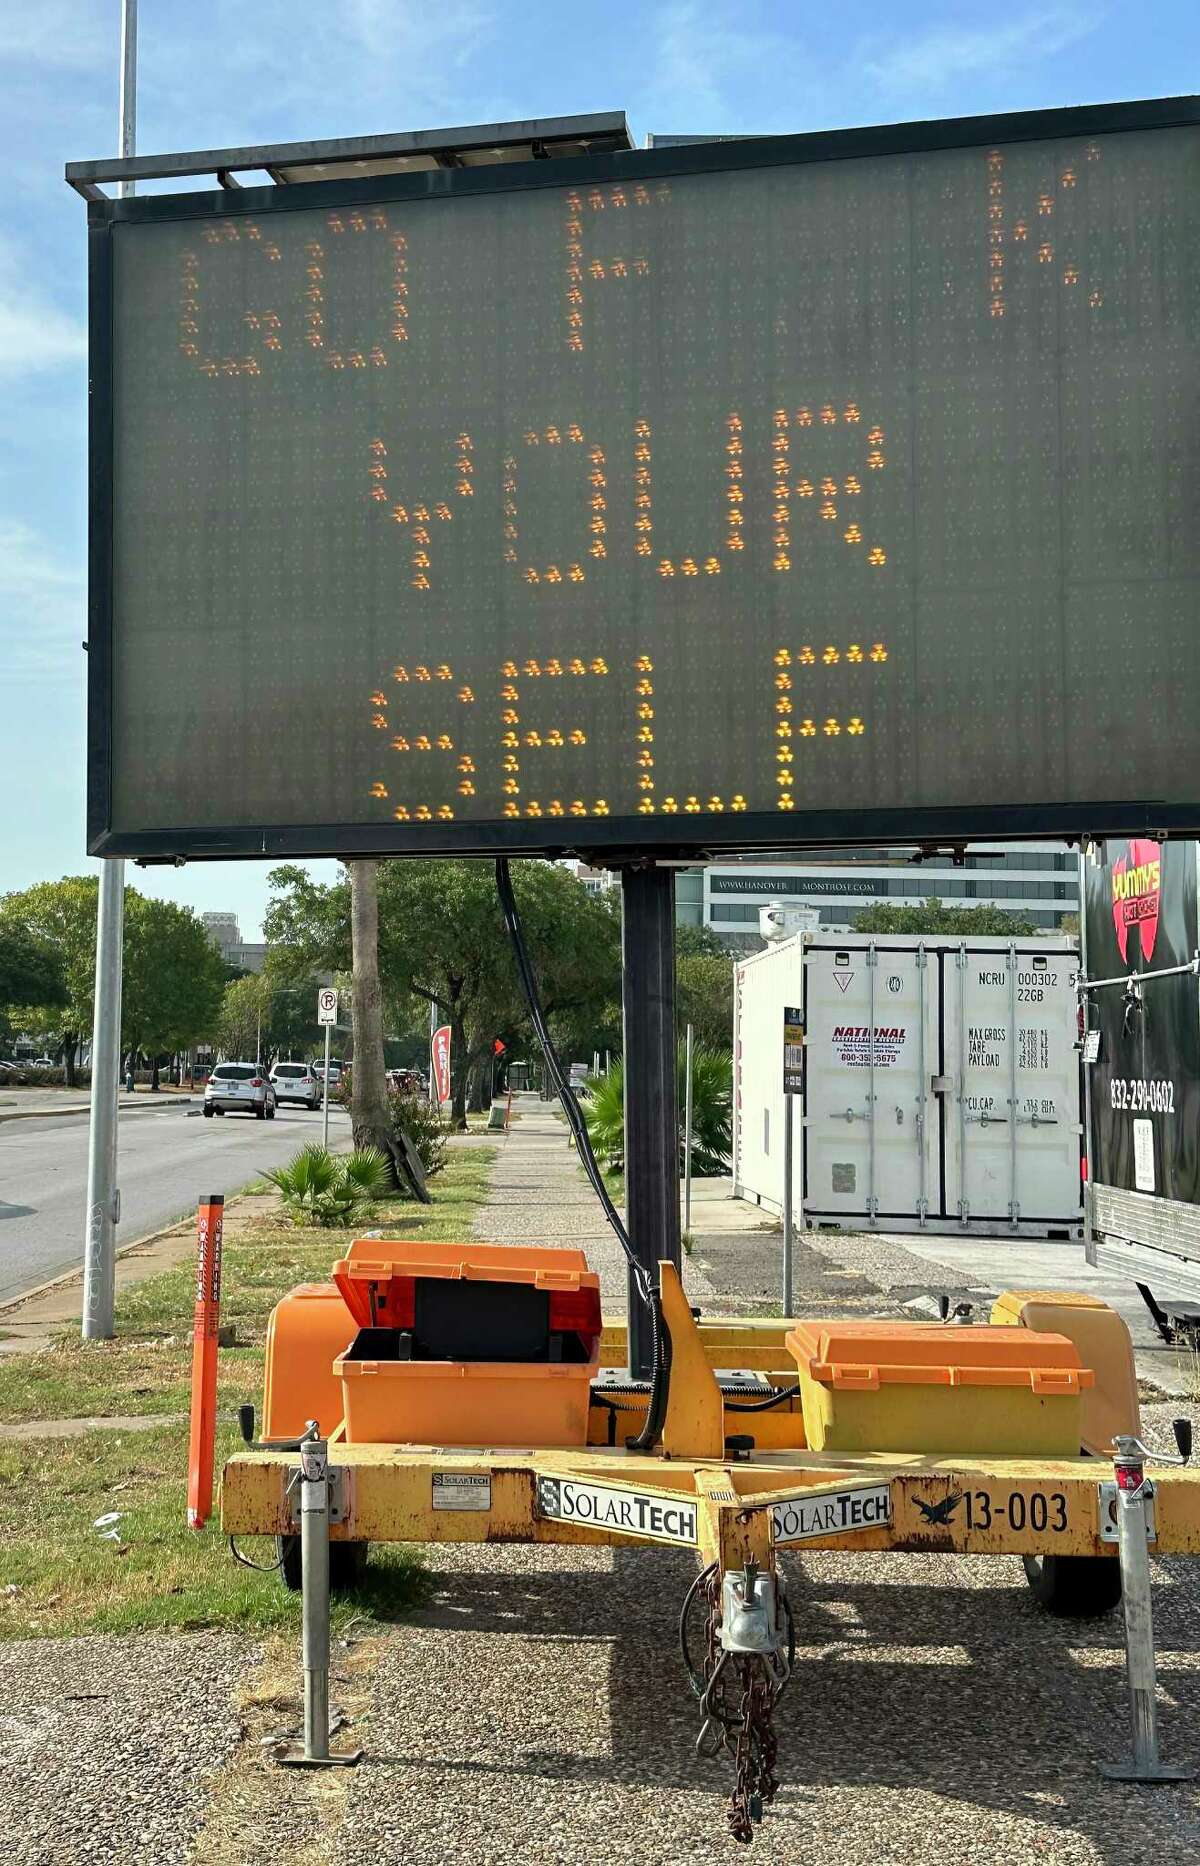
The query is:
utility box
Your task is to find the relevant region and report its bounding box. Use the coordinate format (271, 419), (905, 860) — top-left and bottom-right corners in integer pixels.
(331, 1240), (601, 1447)
(786, 1319), (1093, 1456)
(733, 932), (1083, 1236)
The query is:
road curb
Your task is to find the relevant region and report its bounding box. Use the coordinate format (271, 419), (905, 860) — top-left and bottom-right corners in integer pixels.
(0, 1192), (246, 1321)
(0, 1097), (196, 1126)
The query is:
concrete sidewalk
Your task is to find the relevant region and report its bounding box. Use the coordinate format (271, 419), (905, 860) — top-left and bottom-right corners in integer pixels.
(475, 1100), (718, 1309)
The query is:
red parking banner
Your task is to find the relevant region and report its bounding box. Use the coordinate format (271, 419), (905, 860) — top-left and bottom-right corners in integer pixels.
(187, 1194), (225, 1531)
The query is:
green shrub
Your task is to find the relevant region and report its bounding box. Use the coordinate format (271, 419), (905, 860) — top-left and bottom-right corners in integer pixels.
(583, 1047), (732, 1176)
(262, 1143), (390, 1226)
(388, 1091), (448, 1179)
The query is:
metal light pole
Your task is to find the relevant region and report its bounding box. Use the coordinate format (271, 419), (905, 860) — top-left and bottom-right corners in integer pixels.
(82, 0), (136, 1342)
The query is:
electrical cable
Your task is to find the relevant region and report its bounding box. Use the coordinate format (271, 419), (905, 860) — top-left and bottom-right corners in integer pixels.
(229, 1534), (286, 1573)
(723, 1383), (803, 1413)
(495, 857), (670, 1449)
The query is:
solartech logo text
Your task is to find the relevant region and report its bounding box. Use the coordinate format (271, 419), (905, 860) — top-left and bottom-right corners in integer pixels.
(1111, 838), (1161, 964)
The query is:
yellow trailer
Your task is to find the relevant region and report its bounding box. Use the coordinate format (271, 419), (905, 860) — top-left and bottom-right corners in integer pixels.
(221, 1252), (1200, 1834)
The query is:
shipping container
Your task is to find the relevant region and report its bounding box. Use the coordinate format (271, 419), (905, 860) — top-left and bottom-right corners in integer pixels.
(733, 932), (1083, 1237)
(1082, 839), (1200, 1308)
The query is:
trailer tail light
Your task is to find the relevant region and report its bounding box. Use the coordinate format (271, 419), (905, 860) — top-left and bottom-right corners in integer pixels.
(549, 1287), (602, 1343)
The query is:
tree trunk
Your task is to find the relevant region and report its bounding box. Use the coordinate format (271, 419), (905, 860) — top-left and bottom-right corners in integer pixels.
(449, 1006), (469, 1131)
(61, 1030), (78, 1089)
(348, 859), (402, 1185)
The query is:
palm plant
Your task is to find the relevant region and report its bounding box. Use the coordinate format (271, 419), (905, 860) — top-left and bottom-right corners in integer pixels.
(263, 1142), (390, 1227)
(583, 1047), (732, 1177)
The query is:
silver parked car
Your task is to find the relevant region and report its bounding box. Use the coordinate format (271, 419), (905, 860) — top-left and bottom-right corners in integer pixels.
(269, 1061), (322, 1109)
(204, 1063), (276, 1120)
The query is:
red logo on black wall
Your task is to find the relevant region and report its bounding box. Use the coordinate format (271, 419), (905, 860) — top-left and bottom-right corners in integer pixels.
(1111, 839), (1161, 964)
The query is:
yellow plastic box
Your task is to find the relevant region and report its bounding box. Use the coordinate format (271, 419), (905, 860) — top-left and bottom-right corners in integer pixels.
(786, 1320), (1094, 1456)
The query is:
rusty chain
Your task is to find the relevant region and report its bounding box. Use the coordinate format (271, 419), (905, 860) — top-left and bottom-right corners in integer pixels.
(680, 1563), (789, 1845)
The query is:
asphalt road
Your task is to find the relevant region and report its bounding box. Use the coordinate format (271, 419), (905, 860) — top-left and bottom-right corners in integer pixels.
(0, 1098), (352, 1306)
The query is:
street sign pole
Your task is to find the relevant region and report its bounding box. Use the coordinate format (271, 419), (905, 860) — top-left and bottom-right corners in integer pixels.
(82, 0), (136, 1342)
(317, 988), (338, 1149)
(322, 1025), (332, 1149)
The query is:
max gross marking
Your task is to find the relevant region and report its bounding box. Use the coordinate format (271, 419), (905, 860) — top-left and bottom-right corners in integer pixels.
(536, 1475), (698, 1545)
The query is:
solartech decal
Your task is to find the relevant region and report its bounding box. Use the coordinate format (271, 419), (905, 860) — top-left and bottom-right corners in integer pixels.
(1111, 838), (1162, 964)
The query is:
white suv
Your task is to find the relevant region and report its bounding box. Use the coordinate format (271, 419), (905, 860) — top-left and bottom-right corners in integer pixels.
(270, 1062), (322, 1110)
(204, 1063), (276, 1120)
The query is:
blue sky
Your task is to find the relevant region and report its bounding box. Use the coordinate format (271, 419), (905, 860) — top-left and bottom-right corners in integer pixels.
(3, 0), (1197, 937)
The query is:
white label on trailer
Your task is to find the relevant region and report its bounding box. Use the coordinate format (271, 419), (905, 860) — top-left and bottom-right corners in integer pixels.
(770, 1483), (892, 1546)
(1133, 1119), (1156, 1192)
(535, 1476), (698, 1545)
(433, 1472), (492, 1511)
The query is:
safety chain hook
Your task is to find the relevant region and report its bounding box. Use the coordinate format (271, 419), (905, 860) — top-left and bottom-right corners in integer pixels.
(680, 1562), (793, 1844)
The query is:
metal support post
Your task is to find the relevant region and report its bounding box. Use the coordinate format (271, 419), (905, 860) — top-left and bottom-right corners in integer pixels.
(1101, 1436), (1195, 1782)
(322, 1023), (332, 1150)
(83, 860), (124, 1340)
(683, 1022), (695, 1235)
(621, 864), (680, 1379)
(782, 1095), (794, 1317)
(278, 1425), (361, 1769)
(82, 0), (138, 1343)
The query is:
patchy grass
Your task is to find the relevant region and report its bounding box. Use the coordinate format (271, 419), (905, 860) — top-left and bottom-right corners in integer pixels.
(0, 1146), (494, 1639)
(0, 1424), (426, 1641)
(0, 1146), (496, 1428)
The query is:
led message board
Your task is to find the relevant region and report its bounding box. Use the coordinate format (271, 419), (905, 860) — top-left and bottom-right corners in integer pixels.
(87, 100), (1200, 857)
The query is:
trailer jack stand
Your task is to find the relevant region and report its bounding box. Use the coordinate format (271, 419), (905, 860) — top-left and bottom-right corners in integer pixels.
(276, 1424), (363, 1771)
(1101, 1437), (1195, 1784)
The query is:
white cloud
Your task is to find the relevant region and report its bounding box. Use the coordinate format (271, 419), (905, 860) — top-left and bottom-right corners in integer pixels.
(0, 3), (107, 71)
(0, 238), (86, 378)
(863, 5), (1103, 99)
(640, 3), (816, 136)
(0, 519), (85, 687)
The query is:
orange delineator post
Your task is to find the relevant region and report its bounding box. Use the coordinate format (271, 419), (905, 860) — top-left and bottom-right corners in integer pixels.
(187, 1194), (225, 1531)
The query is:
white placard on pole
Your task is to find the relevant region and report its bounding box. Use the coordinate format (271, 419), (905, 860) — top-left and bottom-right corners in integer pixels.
(317, 988), (338, 1027)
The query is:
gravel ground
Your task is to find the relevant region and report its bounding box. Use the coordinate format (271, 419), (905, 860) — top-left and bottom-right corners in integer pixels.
(333, 1537), (1200, 1865)
(0, 1633), (256, 1866)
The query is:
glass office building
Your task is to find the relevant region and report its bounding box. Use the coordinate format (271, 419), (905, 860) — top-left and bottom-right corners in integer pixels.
(676, 845), (1078, 949)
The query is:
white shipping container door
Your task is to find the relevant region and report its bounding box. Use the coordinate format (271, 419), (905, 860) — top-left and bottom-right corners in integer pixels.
(733, 939), (805, 1211)
(803, 944), (936, 1223)
(943, 945), (1082, 1225)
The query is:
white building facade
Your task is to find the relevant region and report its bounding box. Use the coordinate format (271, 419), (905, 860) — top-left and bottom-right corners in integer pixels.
(677, 844), (1078, 949)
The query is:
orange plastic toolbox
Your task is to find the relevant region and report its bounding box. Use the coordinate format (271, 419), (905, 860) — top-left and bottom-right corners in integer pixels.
(331, 1239), (601, 1447)
(786, 1320), (1095, 1455)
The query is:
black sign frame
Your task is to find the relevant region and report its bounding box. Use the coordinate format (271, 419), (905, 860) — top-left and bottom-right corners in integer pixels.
(84, 94), (1200, 862)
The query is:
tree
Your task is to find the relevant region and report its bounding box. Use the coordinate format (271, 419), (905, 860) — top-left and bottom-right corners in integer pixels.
(852, 898), (1040, 938)
(1, 879), (226, 1089)
(348, 860), (398, 1170)
(215, 975), (270, 1062)
(676, 947), (735, 1050)
(264, 858), (622, 1129)
(120, 895), (228, 1087)
(0, 877), (100, 1084)
(0, 920), (67, 1032)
